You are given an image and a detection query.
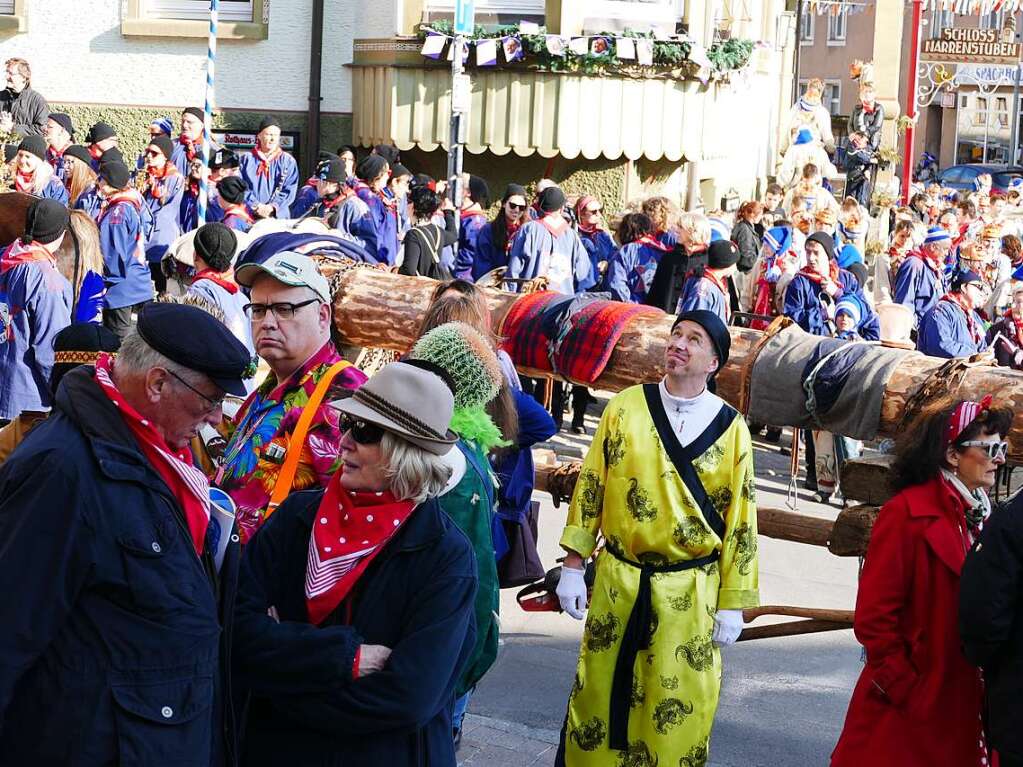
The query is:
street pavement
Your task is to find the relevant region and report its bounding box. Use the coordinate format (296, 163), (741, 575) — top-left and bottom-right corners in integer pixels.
(458, 404), (863, 767)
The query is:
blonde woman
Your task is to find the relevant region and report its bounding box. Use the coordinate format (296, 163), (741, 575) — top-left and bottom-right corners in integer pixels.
(10, 136), (68, 204)
(61, 145), (102, 219)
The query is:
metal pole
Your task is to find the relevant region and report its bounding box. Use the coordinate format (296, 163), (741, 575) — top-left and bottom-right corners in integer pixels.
(448, 34), (465, 259)
(198, 0), (219, 228)
(307, 0), (325, 176)
(793, 0), (804, 105)
(1011, 64), (1021, 165)
(901, 0), (923, 205)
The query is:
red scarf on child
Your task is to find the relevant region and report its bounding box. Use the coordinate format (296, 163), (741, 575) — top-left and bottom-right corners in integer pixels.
(192, 268), (239, 294)
(94, 354), (211, 556)
(252, 146), (283, 178)
(14, 170), (35, 193)
(304, 469), (416, 625)
(0, 240), (56, 275)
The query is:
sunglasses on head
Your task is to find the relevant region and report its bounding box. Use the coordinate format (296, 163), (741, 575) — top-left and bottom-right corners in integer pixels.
(339, 413), (385, 445)
(960, 439), (1009, 460)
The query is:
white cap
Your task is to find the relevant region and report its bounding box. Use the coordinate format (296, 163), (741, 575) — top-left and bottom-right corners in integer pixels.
(234, 251), (331, 303)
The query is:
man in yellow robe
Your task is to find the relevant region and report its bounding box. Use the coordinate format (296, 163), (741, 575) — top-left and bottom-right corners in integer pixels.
(554, 309), (760, 767)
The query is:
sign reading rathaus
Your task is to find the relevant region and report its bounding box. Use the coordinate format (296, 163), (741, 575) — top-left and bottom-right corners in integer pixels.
(922, 27), (1022, 65)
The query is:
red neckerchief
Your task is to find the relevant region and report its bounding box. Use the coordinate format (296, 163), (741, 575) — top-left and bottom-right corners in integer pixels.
(380, 190), (399, 217)
(701, 269), (730, 297)
(798, 262), (841, 294)
(145, 162), (180, 201)
(94, 353), (211, 555)
(192, 268), (239, 294)
(861, 101), (876, 114)
(89, 144), (103, 161)
(188, 179), (200, 198)
(221, 202), (254, 225)
(99, 189), (142, 223)
(1, 240), (56, 275)
(907, 248), (943, 275)
(14, 170), (34, 193)
(305, 469), (415, 625)
(1005, 309), (1023, 348)
(252, 146), (283, 179)
(46, 143), (69, 164)
(460, 205), (484, 221)
(941, 293), (984, 346)
(577, 221), (603, 236)
(504, 219), (522, 253)
(179, 133), (200, 162)
(636, 233), (672, 253)
(540, 213), (570, 238)
(320, 193), (345, 211)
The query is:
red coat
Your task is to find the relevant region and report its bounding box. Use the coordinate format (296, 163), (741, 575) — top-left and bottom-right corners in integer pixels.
(831, 475), (989, 767)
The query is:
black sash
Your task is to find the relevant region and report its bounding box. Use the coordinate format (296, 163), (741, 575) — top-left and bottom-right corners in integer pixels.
(605, 385), (737, 750)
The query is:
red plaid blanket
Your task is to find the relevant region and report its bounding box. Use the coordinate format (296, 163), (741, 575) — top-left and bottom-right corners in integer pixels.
(500, 292), (661, 384)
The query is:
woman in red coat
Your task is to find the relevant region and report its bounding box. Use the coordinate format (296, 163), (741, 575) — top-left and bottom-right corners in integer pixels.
(831, 395), (1011, 767)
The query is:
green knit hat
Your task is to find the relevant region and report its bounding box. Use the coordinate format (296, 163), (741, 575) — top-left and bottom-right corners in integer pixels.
(410, 321), (507, 451)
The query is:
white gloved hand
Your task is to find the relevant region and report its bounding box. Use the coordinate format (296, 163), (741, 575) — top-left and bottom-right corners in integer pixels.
(712, 609), (744, 647)
(556, 565), (588, 620)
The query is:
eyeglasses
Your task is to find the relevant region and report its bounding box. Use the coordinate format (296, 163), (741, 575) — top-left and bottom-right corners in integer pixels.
(339, 414), (385, 445)
(507, 202), (526, 211)
(960, 440), (1009, 460)
(165, 368), (225, 413)
(243, 298), (321, 321)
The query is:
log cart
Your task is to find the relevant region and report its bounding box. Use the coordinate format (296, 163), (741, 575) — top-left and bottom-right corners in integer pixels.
(320, 264), (1023, 642)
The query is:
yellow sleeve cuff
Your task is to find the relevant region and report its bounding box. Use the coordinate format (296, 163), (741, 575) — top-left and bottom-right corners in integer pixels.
(718, 588), (760, 610)
(560, 526), (598, 559)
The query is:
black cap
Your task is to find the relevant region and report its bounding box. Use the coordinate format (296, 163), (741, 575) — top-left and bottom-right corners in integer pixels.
(86, 121), (116, 144)
(707, 239), (740, 269)
(412, 173), (436, 191)
(257, 115), (281, 134)
(183, 107), (205, 123)
(98, 160), (131, 190)
(51, 323), (121, 394)
(193, 222), (237, 272)
(136, 302), (254, 396)
(99, 147), (125, 166)
(390, 162), (412, 180)
(503, 183), (527, 201)
(211, 147), (239, 170)
(149, 134), (174, 161)
(952, 268), (984, 292)
(18, 136), (46, 162)
(538, 185), (566, 213)
(806, 231), (836, 262)
(48, 113), (74, 138)
(372, 144), (400, 164)
(63, 145), (92, 167)
(316, 154), (346, 184)
(356, 154), (388, 182)
(468, 174), (491, 207)
(23, 198), (69, 245)
(672, 310), (731, 376)
(217, 175), (247, 205)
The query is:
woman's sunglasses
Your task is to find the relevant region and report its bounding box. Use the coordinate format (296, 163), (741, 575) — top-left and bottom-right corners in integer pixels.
(960, 440), (1009, 460)
(507, 202), (526, 211)
(339, 413), (385, 445)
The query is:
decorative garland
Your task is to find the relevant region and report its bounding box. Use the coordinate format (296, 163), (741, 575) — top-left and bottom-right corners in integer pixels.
(418, 21), (755, 81)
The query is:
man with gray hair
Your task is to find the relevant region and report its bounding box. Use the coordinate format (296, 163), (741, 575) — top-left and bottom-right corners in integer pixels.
(0, 301), (254, 765)
(216, 251), (367, 542)
(0, 58), (49, 137)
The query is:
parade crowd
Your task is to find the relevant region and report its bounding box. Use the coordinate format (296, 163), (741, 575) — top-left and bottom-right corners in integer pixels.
(2, 54), (1023, 767)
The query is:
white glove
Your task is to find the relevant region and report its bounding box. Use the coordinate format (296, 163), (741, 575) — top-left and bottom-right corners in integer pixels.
(712, 609), (744, 647)
(556, 565), (588, 620)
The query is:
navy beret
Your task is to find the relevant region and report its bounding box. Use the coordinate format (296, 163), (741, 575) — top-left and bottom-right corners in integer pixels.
(136, 303), (254, 396)
(672, 309), (731, 376)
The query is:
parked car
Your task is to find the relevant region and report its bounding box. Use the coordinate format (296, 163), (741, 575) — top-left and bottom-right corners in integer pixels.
(937, 164), (1023, 193)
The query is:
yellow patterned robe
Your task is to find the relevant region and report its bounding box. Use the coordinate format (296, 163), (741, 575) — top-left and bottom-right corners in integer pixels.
(558, 384), (759, 767)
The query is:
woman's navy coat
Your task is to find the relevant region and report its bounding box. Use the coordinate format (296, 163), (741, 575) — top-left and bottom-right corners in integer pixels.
(233, 488), (477, 766)
(0, 366), (238, 766)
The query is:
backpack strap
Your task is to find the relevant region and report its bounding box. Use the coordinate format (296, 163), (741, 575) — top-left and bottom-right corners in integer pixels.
(265, 360), (353, 518)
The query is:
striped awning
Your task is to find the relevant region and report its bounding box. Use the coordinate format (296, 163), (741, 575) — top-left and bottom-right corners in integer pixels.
(350, 61), (707, 162)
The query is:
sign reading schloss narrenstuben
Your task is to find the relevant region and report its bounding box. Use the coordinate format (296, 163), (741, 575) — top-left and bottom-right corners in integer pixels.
(922, 27), (1022, 65)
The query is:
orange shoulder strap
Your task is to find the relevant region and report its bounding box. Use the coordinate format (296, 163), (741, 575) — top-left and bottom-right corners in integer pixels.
(265, 360), (353, 518)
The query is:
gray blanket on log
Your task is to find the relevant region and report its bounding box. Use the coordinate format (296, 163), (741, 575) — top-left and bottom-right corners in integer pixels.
(746, 324), (917, 441)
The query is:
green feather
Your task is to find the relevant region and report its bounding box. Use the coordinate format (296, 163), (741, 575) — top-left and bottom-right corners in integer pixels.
(450, 407), (509, 453)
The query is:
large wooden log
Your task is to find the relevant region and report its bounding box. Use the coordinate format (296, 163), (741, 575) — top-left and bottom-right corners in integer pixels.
(325, 267), (1023, 459)
(839, 455), (896, 506)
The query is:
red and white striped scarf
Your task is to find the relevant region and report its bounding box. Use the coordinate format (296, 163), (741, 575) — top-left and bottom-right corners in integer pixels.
(95, 353), (212, 555)
(305, 469), (415, 625)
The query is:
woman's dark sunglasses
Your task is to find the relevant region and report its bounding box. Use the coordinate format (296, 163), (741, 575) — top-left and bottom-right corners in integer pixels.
(340, 414), (385, 445)
(507, 202), (526, 211)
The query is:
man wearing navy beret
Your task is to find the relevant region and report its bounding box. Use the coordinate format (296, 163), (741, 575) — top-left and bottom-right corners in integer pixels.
(0, 302), (254, 766)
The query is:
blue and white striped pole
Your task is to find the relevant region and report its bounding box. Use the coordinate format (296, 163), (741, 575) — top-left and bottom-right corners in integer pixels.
(198, 0), (219, 227)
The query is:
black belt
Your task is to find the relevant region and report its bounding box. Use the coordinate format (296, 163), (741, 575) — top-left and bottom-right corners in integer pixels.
(605, 544), (720, 751)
